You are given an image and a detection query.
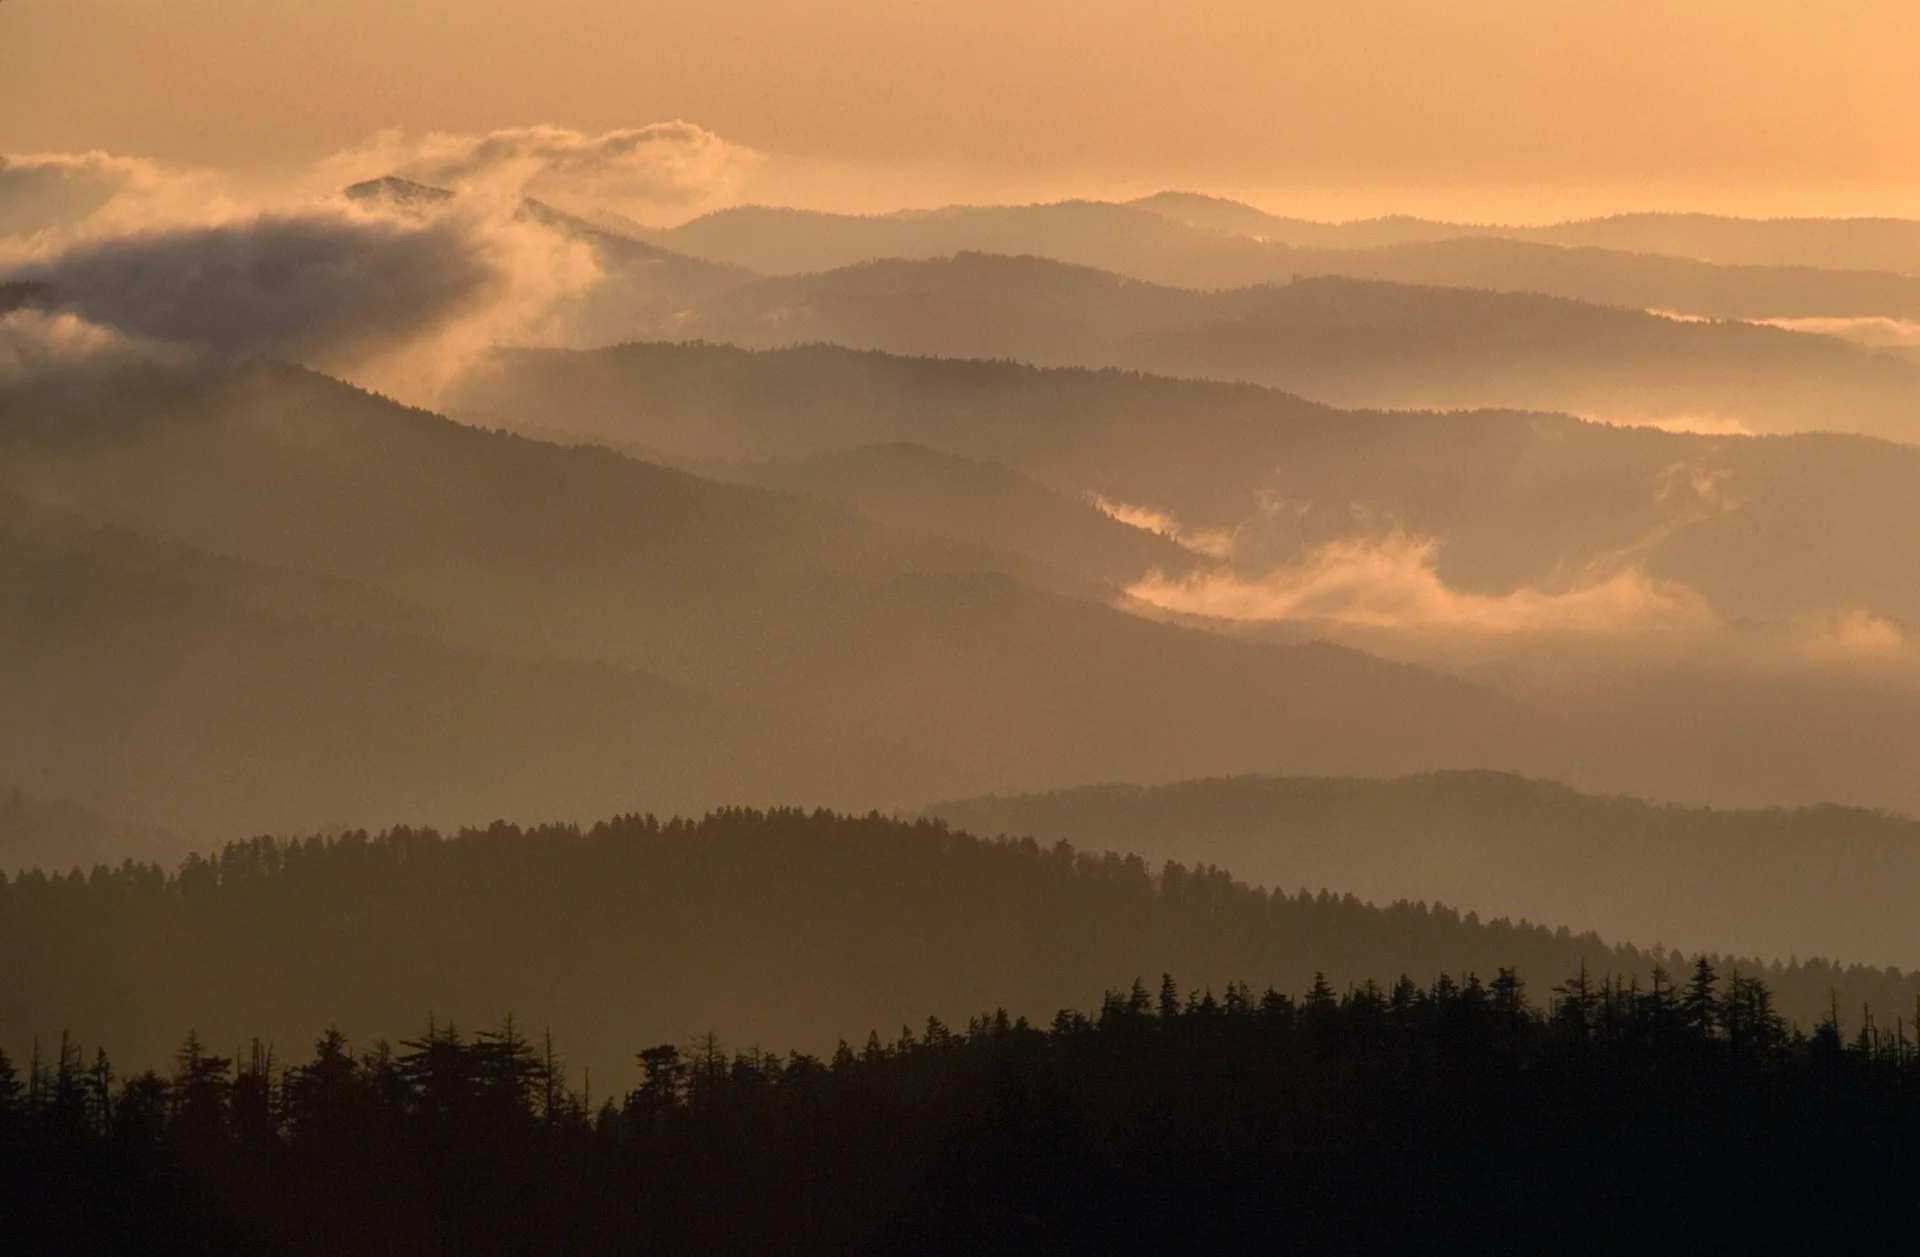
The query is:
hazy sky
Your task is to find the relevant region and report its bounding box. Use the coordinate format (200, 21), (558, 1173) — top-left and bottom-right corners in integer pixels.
(6, 0), (1920, 220)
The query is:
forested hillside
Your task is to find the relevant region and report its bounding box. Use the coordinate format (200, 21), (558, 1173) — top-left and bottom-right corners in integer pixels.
(8, 944), (1920, 1253)
(5, 809), (1912, 1076)
(931, 773), (1920, 969)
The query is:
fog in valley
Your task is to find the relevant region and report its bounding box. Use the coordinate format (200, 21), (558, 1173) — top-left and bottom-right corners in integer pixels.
(6, 6), (1920, 1245)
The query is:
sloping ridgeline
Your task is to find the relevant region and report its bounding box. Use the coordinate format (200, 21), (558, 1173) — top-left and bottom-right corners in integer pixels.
(928, 772), (1920, 971)
(3, 810), (1913, 1077)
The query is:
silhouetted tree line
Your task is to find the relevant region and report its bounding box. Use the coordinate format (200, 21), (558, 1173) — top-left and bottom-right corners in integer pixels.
(6, 809), (1916, 1074)
(3, 959), (1918, 1254)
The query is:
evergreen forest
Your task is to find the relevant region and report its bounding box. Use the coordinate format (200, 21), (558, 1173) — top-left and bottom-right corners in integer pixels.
(5, 953), (1916, 1253)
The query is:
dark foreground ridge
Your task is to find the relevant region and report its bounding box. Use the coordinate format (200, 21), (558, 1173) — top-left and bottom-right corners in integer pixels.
(4, 963), (1917, 1254)
(6, 809), (1917, 1070)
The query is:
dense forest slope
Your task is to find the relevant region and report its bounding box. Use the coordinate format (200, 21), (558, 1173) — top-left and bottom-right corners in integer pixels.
(4, 810), (1913, 1075)
(930, 773), (1920, 969)
(9, 950), (1919, 1254)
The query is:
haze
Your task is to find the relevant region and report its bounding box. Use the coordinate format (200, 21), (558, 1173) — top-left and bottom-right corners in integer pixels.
(7, 1), (1920, 220)
(10, 9), (1920, 1237)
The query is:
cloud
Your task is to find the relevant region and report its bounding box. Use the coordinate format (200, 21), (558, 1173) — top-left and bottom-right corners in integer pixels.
(1125, 531), (1714, 632)
(0, 196), (600, 400)
(0, 153), (140, 238)
(318, 123), (763, 224)
(0, 307), (175, 383)
(1088, 494), (1237, 558)
(0, 122), (758, 398)
(1754, 315), (1920, 349)
(1598, 414), (1755, 437)
(8, 210), (499, 361)
(1797, 609), (1908, 658)
(0, 152), (241, 245)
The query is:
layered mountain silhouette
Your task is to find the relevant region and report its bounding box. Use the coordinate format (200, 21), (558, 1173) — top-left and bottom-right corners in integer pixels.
(454, 341), (1920, 817)
(0, 360), (1557, 835)
(561, 253), (1920, 441)
(641, 199), (1920, 326)
(714, 442), (1205, 591)
(9, 809), (1915, 1074)
(457, 341), (1920, 623)
(1133, 194), (1920, 276)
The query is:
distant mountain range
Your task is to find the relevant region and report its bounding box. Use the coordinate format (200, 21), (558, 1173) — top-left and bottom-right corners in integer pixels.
(326, 180), (1920, 440)
(1132, 193), (1920, 275)
(559, 252), (1920, 441)
(457, 341), (1920, 624)
(641, 197), (1920, 324)
(0, 359), (1555, 836)
(456, 341), (1920, 819)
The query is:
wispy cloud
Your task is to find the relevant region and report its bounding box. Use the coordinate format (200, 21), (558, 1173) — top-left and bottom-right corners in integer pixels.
(1088, 494), (1236, 558)
(1125, 531), (1714, 632)
(0, 307), (179, 384)
(316, 123), (763, 225)
(1753, 315), (1920, 349)
(1598, 414), (1756, 437)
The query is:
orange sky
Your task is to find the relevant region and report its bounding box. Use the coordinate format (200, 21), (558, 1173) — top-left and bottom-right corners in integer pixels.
(5, 0), (1919, 220)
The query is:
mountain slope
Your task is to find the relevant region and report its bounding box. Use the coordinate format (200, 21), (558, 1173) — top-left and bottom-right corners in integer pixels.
(647, 200), (1920, 327)
(457, 341), (1920, 623)
(716, 442), (1204, 589)
(0, 505), (825, 835)
(1132, 193), (1920, 277)
(587, 254), (1920, 441)
(0, 361), (1560, 829)
(929, 772), (1920, 969)
(7, 809), (1913, 1075)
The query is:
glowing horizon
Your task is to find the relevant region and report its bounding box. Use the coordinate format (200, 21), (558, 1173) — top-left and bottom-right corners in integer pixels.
(5, 1), (1919, 226)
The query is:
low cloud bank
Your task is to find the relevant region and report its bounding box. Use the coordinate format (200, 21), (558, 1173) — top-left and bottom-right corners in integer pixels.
(0, 125), (750, 400)
(0, 205), (598, 399)
(1126, 532), (1714, 633)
